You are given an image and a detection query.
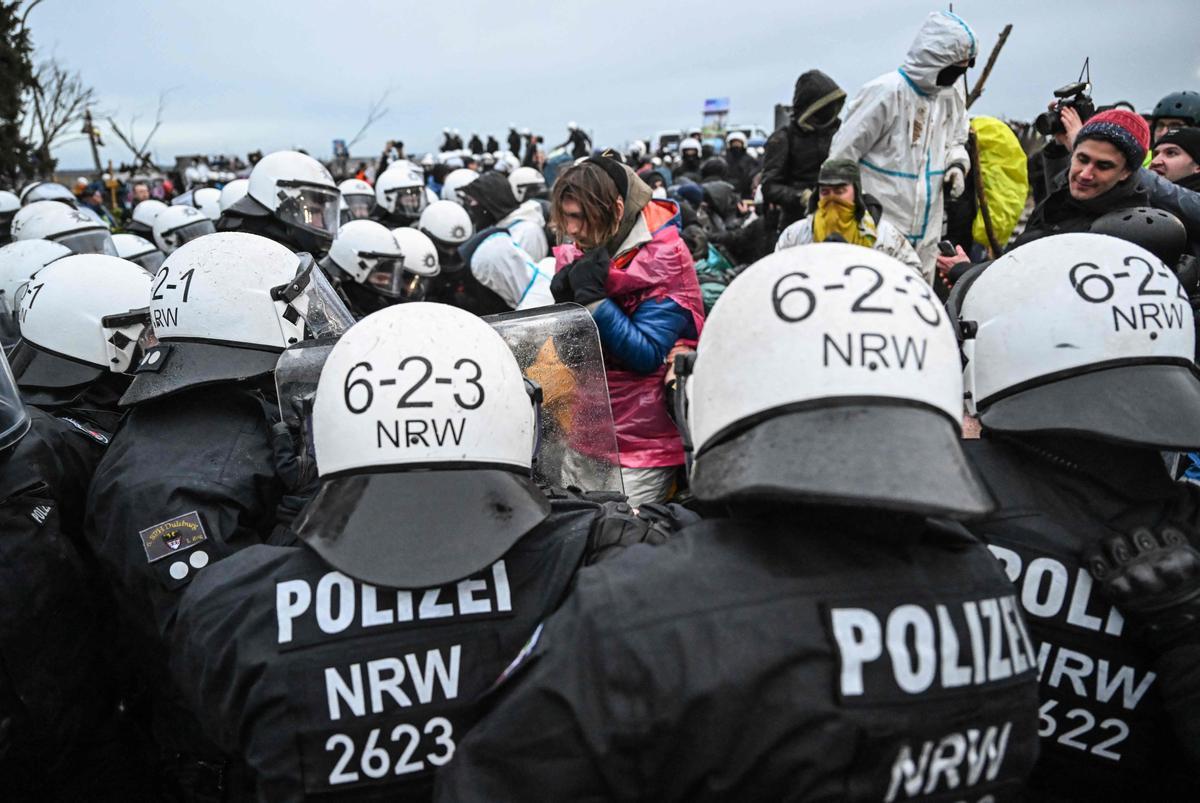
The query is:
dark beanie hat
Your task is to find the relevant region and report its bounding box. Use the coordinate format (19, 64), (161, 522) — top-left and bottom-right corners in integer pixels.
(1075, 109), (1151, 168)
(1156, 126), (1200, 164)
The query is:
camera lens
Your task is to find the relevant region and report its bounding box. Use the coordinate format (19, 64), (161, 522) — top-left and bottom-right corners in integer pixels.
(1034, 111), (1057, 137)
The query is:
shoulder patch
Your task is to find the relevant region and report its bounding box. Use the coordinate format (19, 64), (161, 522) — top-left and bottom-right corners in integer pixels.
(58, 415), (110, 444)
(138, 510), (208, 563)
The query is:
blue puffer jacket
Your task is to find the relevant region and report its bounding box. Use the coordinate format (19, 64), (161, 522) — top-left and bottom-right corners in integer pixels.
(591, 297), (695, 375)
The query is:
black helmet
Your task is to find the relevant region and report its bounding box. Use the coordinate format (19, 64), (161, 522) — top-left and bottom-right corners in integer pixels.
(1152, 91), (1200, 126)
(1090, 207), (1187, 266)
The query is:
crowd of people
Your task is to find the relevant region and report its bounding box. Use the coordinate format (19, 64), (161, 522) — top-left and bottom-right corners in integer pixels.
(1, 8), (1200, 801)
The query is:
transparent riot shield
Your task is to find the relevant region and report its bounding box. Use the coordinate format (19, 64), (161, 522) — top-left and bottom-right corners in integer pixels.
(274, 339), (336, 486)
(485, 303), (623, 494)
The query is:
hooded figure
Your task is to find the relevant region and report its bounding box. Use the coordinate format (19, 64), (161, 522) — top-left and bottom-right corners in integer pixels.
(760, 70), (846, 234)
(775, 158), (923, 275)
(456, 173), (554, 311)
(829, 11), (976, 275)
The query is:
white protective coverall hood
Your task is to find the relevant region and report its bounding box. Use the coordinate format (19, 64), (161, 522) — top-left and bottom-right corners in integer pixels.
(829, 11), (976, 277)
(496, 200), (550, 261)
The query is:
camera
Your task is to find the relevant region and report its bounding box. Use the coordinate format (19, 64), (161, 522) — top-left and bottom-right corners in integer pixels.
(1034, 80), (1096, 137)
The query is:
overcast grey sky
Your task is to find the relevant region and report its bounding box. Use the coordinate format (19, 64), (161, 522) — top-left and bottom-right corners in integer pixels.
(29, 0), (1200, 169)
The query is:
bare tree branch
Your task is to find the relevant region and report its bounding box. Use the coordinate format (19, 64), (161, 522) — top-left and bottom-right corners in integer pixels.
(108, 88), (175, 169)
(22, 57), (97, 161)
(345, 88), (392, 150)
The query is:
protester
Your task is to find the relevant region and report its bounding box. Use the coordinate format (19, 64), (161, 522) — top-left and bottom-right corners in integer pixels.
(1150, 127), (1200, 188)
(549, 158), (703, 506)
(761, 69), (845, 235)
(829, 11), (976, 274)
(1009, 109), (1151, 247)
(775, 157), (922, 274)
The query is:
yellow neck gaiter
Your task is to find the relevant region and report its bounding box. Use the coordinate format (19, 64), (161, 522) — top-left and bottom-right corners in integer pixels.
(812, 197), (876, 247)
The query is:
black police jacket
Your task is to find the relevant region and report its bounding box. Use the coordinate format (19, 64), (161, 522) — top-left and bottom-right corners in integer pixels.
(0, 407), (150, 798)
(168, 492), (677, 802)
(434, 513), (1042, 802)
(86, 384), (283, 642)
(964, 436), (1200, 801)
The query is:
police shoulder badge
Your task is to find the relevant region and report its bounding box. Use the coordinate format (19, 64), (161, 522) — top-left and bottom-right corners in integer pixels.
(139, 510), (208, 562)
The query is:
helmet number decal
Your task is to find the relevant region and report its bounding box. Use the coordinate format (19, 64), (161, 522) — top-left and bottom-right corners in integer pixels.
(151, 267), (196, 302)
(19, 282), (43, 323)
(342, 358), (486, 414)
(771, 266), (943, 327)
(1069, 262), (1115, 304)
(771, 271), (817, 323)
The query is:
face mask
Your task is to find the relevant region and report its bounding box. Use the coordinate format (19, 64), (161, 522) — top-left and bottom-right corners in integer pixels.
(936, 64), (968, 87)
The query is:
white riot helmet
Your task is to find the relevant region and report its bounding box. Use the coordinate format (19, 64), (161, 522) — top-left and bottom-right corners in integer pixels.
(325, 220), (415, 299)
(192, 186), (222, 221)
(235, 150), (340, 249)
(121, 232), (355, 406)
(726, 131), (747, 147)
(375, 168), (428, 221)
(295, 302), (549, 587)
(337, 178), (375, 222)
(10, 255), (152, 402)
(11, 201), (118, 256)
(113, 233), (166, 274)
(418, 200), (473, 273)
(567, 121), (578, 131)
(508, 166), (546, 203)
(952, 233), (1200, 448)
(391, 228), (440, 278)
(19, 181), (76, 206)
(440, 168), (479, 203)
(682, 243), (991, 517)
(152, 205), (216, 254)
(129, 199), (168, 238)
(218, 179), (248, 213)
(0, 239), (71, 348)
(679, 137), (701, 155)
(629, 140), (647, 159)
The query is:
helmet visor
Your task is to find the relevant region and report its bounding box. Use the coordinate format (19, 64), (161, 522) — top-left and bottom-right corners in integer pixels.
(387, 185), (428, 217)
(515, 181), (546, 202)
(164, 219), (216, 251)
(362, 256), (408, 298)
(274, 253), (356, 339)
(343, 194), (374, 221)
(56, 229), (119, 256)
(0, 294), (18, 350)
(131, 249), (166, 274)
(276, 184), (340, 239)
(0, 350), (29, 450)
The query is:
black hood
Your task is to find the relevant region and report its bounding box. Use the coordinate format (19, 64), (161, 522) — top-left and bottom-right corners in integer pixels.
(458, 172), (520, 225)
(792, 69), (846, 132)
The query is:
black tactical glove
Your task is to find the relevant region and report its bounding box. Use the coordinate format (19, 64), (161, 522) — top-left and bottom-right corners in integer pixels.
(549, 263), (574, 303)
(1084, 526), (1200, 652)
(561, 247), (611, 305)
(269, 420), (319, 540)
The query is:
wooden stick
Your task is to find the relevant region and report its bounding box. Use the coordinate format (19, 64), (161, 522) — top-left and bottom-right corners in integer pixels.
(969, 130), (1002, 257)
(967, 24), (1013, 109)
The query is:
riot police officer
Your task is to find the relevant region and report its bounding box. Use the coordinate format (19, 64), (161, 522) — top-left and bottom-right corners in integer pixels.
(951, 233), (1200, 800)
(167, 302), (680, 801)
(10, 253), (152, 432)
(84, 232), (353, 798)
(435, 245), (1041, 801)
(320, 219), (416, 317)
(217, 150), (341, 257)
(0, 350), (150, 797)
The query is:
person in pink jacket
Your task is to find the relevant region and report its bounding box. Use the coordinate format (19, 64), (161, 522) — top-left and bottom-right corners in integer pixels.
(549, 157), (704, 505)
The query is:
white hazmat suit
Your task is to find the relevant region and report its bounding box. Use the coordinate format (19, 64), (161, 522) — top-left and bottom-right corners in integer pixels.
(829, 11), (976, 276)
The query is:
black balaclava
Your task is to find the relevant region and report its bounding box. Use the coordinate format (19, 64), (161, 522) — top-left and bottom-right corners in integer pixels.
(458, 172), (520, 230)
(936, 64), (968, 86)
